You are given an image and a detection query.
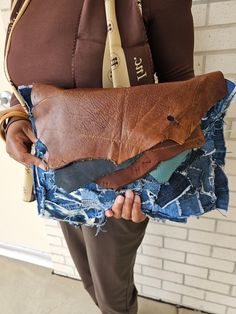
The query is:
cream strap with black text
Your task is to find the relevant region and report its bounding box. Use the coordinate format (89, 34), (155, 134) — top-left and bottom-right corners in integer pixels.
(103, 0), (143, 88)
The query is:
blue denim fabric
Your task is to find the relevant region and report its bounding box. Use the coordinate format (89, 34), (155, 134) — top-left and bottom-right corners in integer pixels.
(18, 79), (236, 235)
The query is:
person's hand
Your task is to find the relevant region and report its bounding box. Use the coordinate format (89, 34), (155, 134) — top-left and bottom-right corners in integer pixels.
(5, 119), (47, 170)
(105, 190), (147, 223)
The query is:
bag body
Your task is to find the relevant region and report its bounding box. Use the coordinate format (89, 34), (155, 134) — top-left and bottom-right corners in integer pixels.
(17, 76), (236, 235)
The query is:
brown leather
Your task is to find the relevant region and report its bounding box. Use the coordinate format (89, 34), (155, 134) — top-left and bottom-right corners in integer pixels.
(31, 70), (227, 171)
(96, 127), (205, 189)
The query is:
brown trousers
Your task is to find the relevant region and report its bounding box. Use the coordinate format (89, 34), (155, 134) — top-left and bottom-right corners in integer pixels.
(59, 217), (149, 314)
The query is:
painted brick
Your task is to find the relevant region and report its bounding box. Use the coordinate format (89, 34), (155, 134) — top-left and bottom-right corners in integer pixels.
(226, 141), (236, 159)
(206, 291), (236, 308)
(1, 0), (10, 8)
(186, 253), (235, 272)
(182, 296), (226, 314)
(50, 254), (65, 264)
(46, 235), (62, 246)
(45, 226), (64, 237)
(134, 273), (161, 289)
(142, 234), (163, 247)
(164, 238), (211, 256)
(61, 238), (68, 248)
(164, 260), (208, 278)
(47, 245), (71, 257)
(65, 256), (76, 267)
(192, 4), (207, 27)
(195, 26), (236, 52)
(135, 283), (142, 293)
(146, 222), (187, 240)
(44, 220), (59, 228)
(209, 270), (236, 285)
(142, 245), (185, 262)
(163, 281), (204, 299)
(173, 216), (216, 232)
(212, 247), (236, 262)
(205, 53), (236, 74)
(142, 286), (181, 304)
(194, 55), (204, 75)
(226, 97), (236, 118)
(185, 275), (230, 294)
(143, 266), (183, 284)
(208, 1), (236, 25)
(228, 308), (236, 314)
(53, 263), (75, 277)
(230, 122), (236, 140)
(134, 264), (142, 274)
(229, 191), (236, 207)
(217, 220), (236, 235)
(203, 206), (236, 222)
(232, 286), (236, 297)
(225, 159), (236, 175)
(188, 230), (236, 249)
(135, 254), (162, 269)
(73, 271), (81, 280)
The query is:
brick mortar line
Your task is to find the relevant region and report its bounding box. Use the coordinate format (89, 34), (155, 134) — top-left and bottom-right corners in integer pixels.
(143, 274), (232, 295)
(185, 256), (235, 271)
(205, 1), (210, 26)
(142, 245), (187, 257)
(193, 0), (235, 4)
(195, 23), (236, 30)
(163, 280), (231, 297)
(159, 242), (212, 258)
(158, 285), (205, 300)
(151, 275), (210, 300)
(194, 49), (236, 55)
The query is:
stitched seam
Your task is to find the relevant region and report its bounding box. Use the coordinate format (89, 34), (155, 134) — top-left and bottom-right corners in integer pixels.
(71, 0), (85, 87)
(134, 0), (155, 77)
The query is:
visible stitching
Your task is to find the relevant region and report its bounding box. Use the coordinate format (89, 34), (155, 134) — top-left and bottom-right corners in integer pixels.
(71, 0), (85, 87)
(134, 0), (155, 78)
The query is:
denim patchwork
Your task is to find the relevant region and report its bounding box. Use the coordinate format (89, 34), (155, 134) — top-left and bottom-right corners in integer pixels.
(18, 80), (236, 235)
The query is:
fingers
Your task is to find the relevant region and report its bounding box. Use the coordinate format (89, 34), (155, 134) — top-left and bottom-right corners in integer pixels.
(121, 190), (134, 220)
(9, 142), (48, 170)
(110, 194), (125, 219)
(131, 194), (146, 223)
(22, 123), (38, 144)
(105, 190), (146, 223)
(5, 120), (48, 170)
(19, 152), (48, 170)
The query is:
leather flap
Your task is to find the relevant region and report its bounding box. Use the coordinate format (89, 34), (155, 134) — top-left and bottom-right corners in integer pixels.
(31, 71), (227, 169)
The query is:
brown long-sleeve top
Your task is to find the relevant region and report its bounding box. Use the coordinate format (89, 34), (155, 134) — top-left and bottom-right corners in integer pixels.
(6, 0), (195, 107)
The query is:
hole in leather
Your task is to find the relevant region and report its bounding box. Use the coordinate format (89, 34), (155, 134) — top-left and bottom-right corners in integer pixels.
(167, 115), (175, 121)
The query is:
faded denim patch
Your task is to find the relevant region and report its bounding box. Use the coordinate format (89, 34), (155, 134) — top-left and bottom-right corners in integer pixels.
(18, 80), (236, 235)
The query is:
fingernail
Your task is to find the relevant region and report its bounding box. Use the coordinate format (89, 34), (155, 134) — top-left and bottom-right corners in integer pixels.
(105, 209), (113, 217)
(39, 163), (48, 171)
(116, 195), (124, 203)
(125, 189), (133, 197)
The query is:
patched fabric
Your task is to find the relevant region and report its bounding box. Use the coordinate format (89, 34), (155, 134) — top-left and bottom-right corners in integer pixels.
(18, 78), (236, 236)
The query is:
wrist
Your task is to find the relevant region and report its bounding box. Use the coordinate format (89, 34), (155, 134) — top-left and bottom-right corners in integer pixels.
(5, 116), (30, 134)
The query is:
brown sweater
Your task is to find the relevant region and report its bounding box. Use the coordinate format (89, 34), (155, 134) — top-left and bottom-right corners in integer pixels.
(6, 0), (195, 107)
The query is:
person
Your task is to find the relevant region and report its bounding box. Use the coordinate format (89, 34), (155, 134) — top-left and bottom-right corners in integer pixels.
(4, 1), (195, 313)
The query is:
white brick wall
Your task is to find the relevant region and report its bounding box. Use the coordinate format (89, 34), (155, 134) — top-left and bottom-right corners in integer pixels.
(1, 1), (236, 314)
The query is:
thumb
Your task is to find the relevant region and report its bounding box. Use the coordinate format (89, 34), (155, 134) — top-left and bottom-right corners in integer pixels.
(22, 124), (38, 144)
(22, 152), (48, 170)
